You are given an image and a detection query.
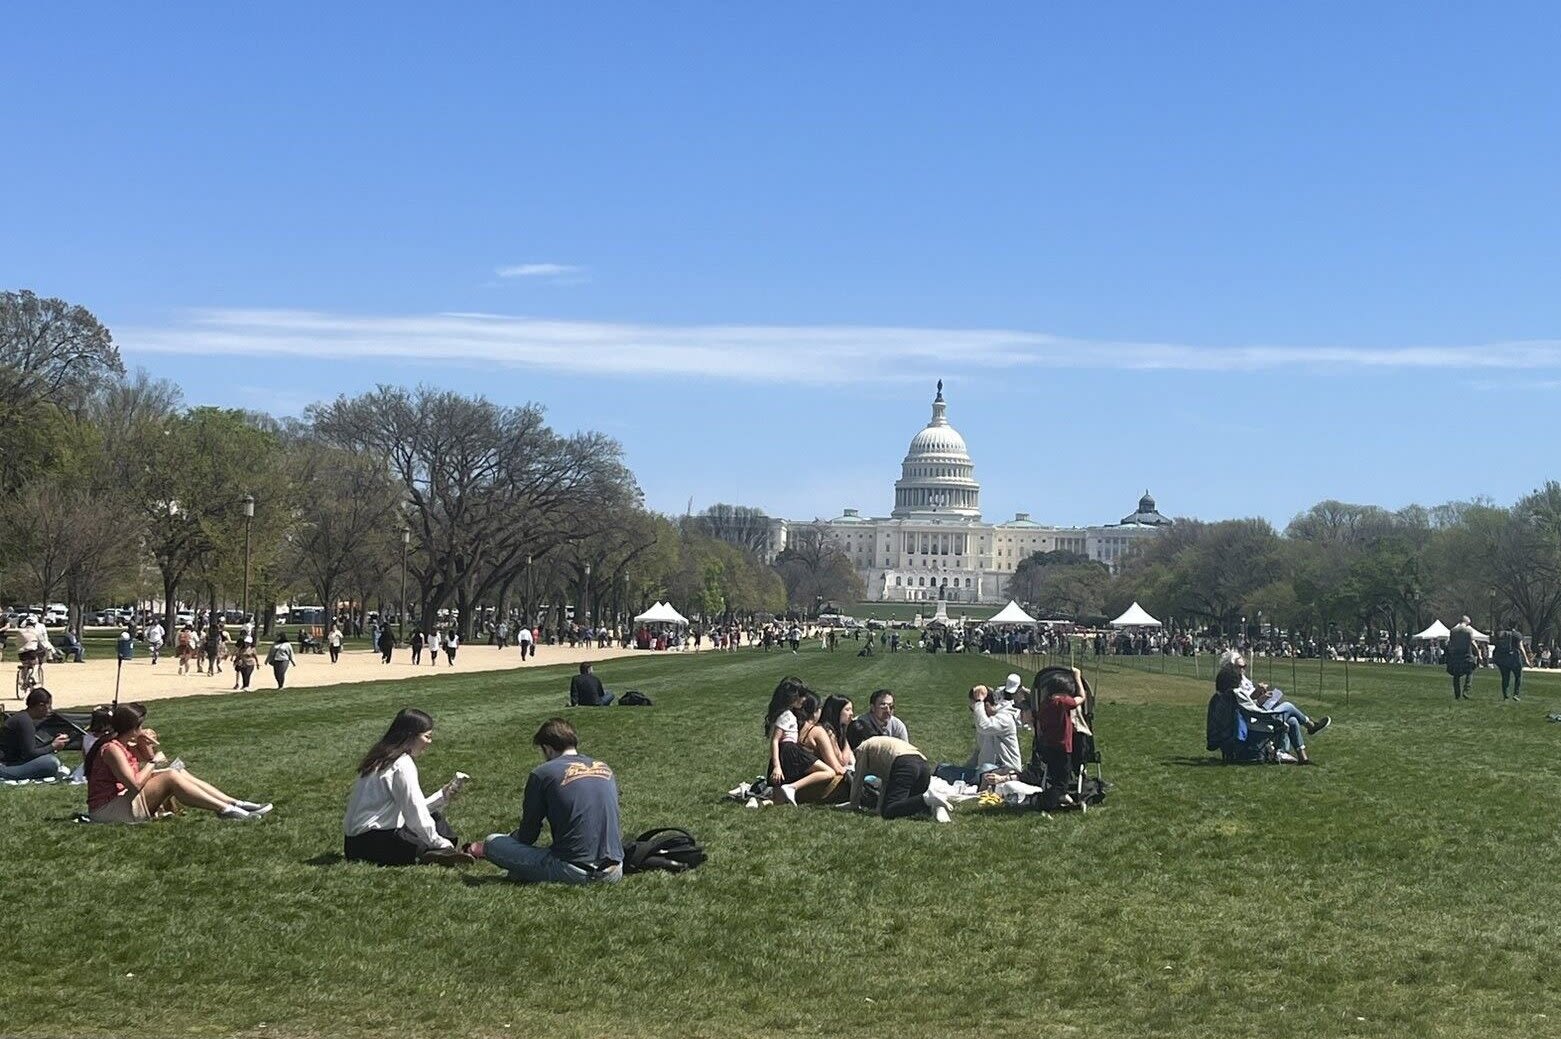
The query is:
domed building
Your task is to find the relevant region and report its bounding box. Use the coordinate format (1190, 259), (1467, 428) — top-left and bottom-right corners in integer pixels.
(768, 383), (1172, 604)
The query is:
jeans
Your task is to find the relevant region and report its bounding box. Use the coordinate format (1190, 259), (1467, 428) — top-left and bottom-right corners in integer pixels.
(518, 642), (532, 660)
(0, 754), (63, 781)
(1272, 702), (1311, 729)
(481, 835), (623, 885)
(881, 755), (932, 819)
(1451, 671), (1473, 699)
(329, 646), (340, 663)
(236, 665), (254, 690)
(273, 662), (289, 688)
(1499, 665), (1523, 699)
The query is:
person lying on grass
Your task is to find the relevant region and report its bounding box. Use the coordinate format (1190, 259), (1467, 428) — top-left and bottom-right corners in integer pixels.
(84, 704), (271, 823)
(466, 718), (623, 885)
(845, 718), (951, 823)
(344, 708), (472, 867)
(765, 677), (839, 805)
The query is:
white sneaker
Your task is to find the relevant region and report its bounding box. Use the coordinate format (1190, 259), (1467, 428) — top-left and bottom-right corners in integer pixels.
(933, 806), (952, 824)
(240, 802), (273, 817)
(921, 788), (951, 811)
(779, 783), (799, 805)
(218, 805), (253, 821)
(1275, 751), (1298, 764)
(744, 797), (760, 809)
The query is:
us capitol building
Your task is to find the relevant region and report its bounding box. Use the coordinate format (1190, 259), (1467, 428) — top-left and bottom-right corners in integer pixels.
(766, 382), (1171, 604)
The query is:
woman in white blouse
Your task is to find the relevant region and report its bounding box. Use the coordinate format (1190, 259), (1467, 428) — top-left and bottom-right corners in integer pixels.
(343, 708), (471, 867)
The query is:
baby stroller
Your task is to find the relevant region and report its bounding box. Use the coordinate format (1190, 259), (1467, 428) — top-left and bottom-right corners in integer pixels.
(1022, 666), (1108, 812)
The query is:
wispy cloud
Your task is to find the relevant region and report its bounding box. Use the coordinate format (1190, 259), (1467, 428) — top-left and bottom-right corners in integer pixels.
(494, 263), (588, 283)
(115, 308), (1561, 384)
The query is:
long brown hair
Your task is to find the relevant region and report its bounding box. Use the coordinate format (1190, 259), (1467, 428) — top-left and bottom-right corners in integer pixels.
(357, 709), (434, 776)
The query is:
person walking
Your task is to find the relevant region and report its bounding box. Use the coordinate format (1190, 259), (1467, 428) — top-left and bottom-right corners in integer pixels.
(1494, 622), (1534, 701)
(328, 622), (343, 664)
(516, 622), (534, 661)
(410, 629), (424, 665)
(377, 625), (395, 664)
(233, 638), (258, 690)
(1446, 616), (1479, 700)
(265, 633), (297, 688)
(442, 629), (459, 666)
(145, 619), (165, 665)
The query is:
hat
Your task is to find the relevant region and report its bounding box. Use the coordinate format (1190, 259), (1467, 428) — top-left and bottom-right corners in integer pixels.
(1003, 674), (1022, 695)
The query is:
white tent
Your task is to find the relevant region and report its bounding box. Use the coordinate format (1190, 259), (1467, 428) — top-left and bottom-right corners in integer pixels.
(1412, 620), (1450, 641)
(633, 602), (671, 624)
(1468, 625), (1491, 642)
(987, 600), (1038, 625)
(1110, 601), (1162, 628)
(634, 601), (691, 627)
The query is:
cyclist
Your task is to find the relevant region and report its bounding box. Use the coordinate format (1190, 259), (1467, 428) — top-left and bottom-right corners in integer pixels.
(16, 615), (52, 693)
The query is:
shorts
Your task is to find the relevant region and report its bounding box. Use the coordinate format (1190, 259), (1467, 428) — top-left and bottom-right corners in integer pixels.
(90, 789), (152, 824)
(18, 649), (41, 665)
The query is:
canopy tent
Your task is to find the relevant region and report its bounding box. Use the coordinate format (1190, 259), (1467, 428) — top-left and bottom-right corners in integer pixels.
(987, 600), (1038, 625)
(1109, 601), (1162, 628)
(1412, 620), (1450, 641)
(633, 602), (689, 627)
(1468, 625), (1491, 642)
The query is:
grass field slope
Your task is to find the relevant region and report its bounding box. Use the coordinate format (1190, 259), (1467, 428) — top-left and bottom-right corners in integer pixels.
(3, 648), (1560, 1039)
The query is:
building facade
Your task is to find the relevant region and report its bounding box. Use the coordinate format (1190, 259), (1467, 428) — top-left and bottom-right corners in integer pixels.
(767, 383), (1172, 604)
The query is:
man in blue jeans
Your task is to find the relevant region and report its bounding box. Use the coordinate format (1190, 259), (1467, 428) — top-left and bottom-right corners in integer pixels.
(568, 662), (613, 707)
(1, 688), (70, 782)
(469, 718), (623, 885)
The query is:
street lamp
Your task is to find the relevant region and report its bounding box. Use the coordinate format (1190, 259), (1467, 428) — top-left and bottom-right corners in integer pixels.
(241, 494), (255, 621)
(583, 562), (592, 628)
(399, 527), (410, 640)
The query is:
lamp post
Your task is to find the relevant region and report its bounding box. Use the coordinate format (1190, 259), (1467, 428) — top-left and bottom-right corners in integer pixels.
(399, 527), (410, 641)
(240, 494), (255, 621)
(524, 554), (533, 631)
(583, 562), (592, 629)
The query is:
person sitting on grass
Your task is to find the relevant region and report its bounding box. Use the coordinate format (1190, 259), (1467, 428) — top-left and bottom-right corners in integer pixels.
(343, 708), (472, 867)
(819, 695), (856, 772)
(765, 677), (839, 805)
(967, 683), (1023, 776)
(862, 688), (909, 742)
(84, 704), (271, 823)
(845, 718), (950, 823)
(569, 662), (614, 707)
(467, 718), (623, 885)
(0, 687), (70, 782)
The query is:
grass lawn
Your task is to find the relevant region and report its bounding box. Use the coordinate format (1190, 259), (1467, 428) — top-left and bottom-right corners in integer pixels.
(3, 646), (1561, 1039)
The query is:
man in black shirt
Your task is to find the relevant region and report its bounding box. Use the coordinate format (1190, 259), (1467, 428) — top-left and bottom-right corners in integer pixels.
(568, 662), (613, 707)
(1, 688), (69, 782)
(470, 718), (623, 884)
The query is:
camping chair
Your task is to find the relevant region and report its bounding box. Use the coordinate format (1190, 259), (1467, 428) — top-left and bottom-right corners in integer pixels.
(1206, 690), (1279, 763)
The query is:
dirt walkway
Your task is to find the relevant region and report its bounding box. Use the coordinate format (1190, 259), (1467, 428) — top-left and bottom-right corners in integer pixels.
(11, 642), (704, 710)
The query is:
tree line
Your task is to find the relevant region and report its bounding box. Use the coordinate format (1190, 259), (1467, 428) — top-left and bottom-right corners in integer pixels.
(0, 292), (862, 635)
(1009, 493), (1561, 646)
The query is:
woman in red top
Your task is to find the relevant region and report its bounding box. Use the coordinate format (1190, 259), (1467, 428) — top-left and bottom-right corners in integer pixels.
(85, 705), (272, 823)
(1029, 666), (1087, 792)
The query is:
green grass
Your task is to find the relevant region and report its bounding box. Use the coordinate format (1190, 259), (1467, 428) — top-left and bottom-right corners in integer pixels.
(3, 647), (1561, 1039)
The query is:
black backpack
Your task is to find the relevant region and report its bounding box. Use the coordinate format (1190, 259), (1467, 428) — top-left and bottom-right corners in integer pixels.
(622, 827), (706, 874)
(619, 691), (654, 706)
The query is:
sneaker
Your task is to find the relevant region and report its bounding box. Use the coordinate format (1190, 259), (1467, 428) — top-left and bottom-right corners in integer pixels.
(1306, 716), (1331, 736)
(1275, 751), (1298, 764)
(218, 805), (254, 821)
(921, 788), (951, 811)
(779, 783), (799, 805)
(933, 806), (952, 824)
(238, 801), (273, 816)
(417, 847), (476, 867)
(744, 797), (760, 809)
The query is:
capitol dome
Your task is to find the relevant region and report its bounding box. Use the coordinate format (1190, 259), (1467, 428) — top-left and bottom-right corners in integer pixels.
(891, 381), (981, 519)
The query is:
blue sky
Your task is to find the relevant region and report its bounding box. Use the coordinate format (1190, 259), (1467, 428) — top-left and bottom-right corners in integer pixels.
(8, 3), (1561, 528)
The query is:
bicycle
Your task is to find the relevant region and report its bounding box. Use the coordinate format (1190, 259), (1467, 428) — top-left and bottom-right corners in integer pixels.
(15, 657), (42, 700)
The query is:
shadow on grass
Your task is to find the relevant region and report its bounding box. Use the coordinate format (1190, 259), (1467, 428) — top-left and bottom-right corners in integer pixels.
(305, 851), (345, 866)
(1161, 756), (1240, 768)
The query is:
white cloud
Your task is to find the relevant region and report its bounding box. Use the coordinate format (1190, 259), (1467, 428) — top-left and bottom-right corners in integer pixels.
(494, 263), (587, 281)
(115, 308), (1561, 384)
